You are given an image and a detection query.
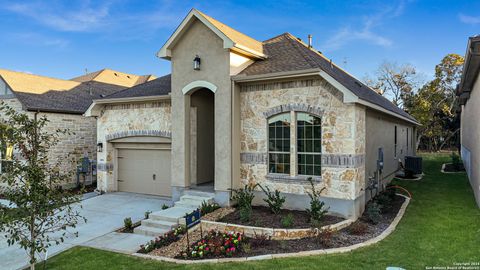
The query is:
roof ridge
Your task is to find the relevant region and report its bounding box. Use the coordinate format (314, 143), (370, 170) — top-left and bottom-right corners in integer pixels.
(102, 74), (171, 99)
(283, 34), (318, 69)
(263, 32), (293, 43)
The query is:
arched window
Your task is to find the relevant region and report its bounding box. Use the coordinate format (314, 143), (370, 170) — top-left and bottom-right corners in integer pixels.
(268, 113), (290, 174)
(297, 113), (321, 176)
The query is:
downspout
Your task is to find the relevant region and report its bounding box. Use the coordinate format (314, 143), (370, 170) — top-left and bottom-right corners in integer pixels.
(230, 79), (235, 201)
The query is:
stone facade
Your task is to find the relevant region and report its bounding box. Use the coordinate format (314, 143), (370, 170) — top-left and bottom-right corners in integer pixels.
(0, 98), (96, 185)
(238, 78), (366, 204)
(96, 100), (172, 191)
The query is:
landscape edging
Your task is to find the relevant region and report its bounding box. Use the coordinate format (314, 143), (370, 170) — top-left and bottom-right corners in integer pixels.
(440, 163), (466, 174)
(132, 194), (410, 264)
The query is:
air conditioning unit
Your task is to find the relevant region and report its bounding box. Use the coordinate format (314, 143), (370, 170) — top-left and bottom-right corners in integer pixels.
(405, 156), (422, 176)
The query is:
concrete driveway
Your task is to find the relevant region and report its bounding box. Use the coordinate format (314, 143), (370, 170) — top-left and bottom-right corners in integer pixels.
(0, 192), (170, 270)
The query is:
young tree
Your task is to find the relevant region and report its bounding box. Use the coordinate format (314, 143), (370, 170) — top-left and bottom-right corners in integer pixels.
(365, 61), (423, 108)
(0, 103), (85, 270)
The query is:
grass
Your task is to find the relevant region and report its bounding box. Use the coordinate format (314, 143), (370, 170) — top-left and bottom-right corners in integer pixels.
(38, 153), (480, 270)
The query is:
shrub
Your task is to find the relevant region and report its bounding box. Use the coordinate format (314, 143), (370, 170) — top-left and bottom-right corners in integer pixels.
(124, 217), (133, 231)
(250, 232), (270, 248)
(376, 187), (396, 213)
(317, 228), (336, 248)
(258, 184), (286, 214)
(366, 202), (382, 224)
(231, 184), (258, 222)
(240, 242), (251, 254)
(281, 213), (294, 228)
(305, 178), (329, 226)
(162, 204), (170, 210)
(144, 211), (152, 219)
(200, 201), (220, 215)
(348, 221), (369, 235)
(451, 152), (462, 170)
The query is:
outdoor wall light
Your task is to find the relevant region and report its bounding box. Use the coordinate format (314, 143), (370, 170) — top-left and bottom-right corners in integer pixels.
(97, 142), (103, 153)
(193, 55), (201, 70)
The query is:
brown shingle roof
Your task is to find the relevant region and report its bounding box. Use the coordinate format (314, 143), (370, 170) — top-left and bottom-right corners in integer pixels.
(103, 74), (171, 99)
(240, 33), (417, 122)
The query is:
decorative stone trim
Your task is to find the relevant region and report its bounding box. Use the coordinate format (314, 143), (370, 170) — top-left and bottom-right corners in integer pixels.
(240, 152), (365, 168)
(321, 154), (365, 168)
(263, 103), (324, 118)
(200, 218), (354, 240)
(265, 173), (321, 183)
(241, 79), (330, 92)
(106, 130), (172, 141)
(132, 194), (410, 264)
(97, 162), (113, 172)
(240, 152), (267, 164)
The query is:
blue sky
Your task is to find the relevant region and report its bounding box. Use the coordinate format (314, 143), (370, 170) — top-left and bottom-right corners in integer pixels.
(0, 0), (478, 82)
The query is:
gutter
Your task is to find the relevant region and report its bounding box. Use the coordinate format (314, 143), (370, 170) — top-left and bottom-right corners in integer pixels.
(85, 94), (171, 117)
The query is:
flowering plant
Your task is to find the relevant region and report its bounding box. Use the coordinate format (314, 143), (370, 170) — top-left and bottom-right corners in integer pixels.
(138, 225), (186, 253)
(185, 230), (244, 259)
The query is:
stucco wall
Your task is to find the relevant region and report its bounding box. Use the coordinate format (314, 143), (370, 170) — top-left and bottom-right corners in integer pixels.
(0, 98), (96, 185)
(365, 108), (416, 199)
(95, 100), (172, 191)
(461, 74), (480, 208)
(170, 18), (232, 198)
(238, 77), (366, 217)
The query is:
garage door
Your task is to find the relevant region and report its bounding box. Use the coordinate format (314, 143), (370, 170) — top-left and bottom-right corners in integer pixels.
(117, 148), (171, 196)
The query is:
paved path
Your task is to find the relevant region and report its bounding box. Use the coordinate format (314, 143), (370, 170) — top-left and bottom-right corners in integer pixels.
(0, 192), (170, 270)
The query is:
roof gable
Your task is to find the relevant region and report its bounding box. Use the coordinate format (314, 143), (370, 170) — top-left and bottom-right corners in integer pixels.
(71, 69), (156, 88)
(157, 9), (266, 60)
(0, 69), (80, 94)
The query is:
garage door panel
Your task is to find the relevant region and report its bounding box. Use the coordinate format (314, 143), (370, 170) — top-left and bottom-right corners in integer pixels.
(117, 148), (171, 197)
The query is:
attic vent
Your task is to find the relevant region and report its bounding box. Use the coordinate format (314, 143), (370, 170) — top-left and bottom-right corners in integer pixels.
(100, 94), (106, 98)
(114, 73), (118, 76)
(354, 81), (363, 87)
(127, 75), (131, 79)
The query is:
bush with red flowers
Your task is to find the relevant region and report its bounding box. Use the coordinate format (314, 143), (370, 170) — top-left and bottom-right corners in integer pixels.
(181, 230), (244, 259)
(138, 225), (186, 253)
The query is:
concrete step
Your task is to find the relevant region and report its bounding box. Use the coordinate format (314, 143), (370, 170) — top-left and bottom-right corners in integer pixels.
(133, 226), (169, 237)
(174, 201), (200, 209)
(183, 190), (215, 198)
(179, 195), (214, 205)
(141, 219), (177, 230)
(149, 206), (197, 223)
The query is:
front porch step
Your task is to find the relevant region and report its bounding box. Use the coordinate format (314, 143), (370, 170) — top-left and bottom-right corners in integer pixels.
(149, 206), (197, 223)
(134, 225), (169, 237)
(180, 194), (214, 204)
(183, 190), (216, 198)
(141, 219), (177, 230)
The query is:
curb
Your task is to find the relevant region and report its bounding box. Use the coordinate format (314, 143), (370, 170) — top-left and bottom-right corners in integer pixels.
(440, 163), (466, 174)
(131, 194), (410, 264)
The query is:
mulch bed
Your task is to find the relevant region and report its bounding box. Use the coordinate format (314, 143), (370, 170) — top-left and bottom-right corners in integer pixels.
(116, 221), (141, 233)
(168, 195), (405, 259)
(443, 163), (465, 172)
(219, 206), (344, 229)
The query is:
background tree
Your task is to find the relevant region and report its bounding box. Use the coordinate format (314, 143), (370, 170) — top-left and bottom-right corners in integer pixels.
(0, 103), (85, 270)
(364, 61), (423, 108)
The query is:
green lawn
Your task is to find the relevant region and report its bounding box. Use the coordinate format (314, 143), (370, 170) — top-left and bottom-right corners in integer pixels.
(40, 154), (480, 270)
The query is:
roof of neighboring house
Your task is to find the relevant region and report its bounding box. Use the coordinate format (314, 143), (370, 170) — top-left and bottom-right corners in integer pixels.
(0, 68), (154, 114)
(71, 69), (156, 88)
(238, 33), (417, 122)
(457, 35), (480, 108)
(0, 69), (80, 94)
(103, 74), (171, 99)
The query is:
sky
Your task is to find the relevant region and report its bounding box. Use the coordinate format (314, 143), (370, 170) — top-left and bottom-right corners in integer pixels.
(0, 0), (479, 82)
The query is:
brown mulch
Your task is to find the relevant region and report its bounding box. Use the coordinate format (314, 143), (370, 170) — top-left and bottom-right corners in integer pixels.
(170, 195), (406, 259)
(219, 206), (344, 229)
(150, 228), (204, 258)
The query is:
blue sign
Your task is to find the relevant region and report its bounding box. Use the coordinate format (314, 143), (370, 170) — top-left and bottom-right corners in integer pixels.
(185, 209), (201, 229)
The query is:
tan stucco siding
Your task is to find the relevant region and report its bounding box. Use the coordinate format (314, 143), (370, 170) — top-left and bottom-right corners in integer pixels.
(170, 18), (232, 192)
(95, 101), (172, 192)
(238, 78), (365, 201)
(365, 108), (416, 191)
(461, 74), (480, 207)
(0, 98), (96, 185)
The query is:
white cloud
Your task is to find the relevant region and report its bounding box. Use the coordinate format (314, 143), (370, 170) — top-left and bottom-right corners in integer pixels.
(9, 32), (70, 48)
(323, 0), (409, 51)
(459, 13), (480, 25)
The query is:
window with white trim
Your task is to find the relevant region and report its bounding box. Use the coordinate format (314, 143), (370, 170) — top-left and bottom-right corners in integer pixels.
(268, 113), (291, 174)
(0, 141), (13, 174)
(297, 113), (322, 176)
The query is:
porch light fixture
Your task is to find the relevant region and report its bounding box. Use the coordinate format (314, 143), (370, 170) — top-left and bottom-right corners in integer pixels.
(193, 55), (201, 70)
(97, 142), (103, 153)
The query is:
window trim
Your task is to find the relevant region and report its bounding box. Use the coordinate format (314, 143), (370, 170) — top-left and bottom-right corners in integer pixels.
(296, 112), (322, 177)
(267, 113), (291, 175)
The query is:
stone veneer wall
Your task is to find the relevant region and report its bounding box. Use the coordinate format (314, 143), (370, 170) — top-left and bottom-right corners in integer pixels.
(239, 78), (366, 203)
(96, 100), (172, 191)
(0, 98), (96, 185)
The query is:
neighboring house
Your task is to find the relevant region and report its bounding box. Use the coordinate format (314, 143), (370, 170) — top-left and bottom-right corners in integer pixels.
(456, 35), (480, 208)
(86, 9), (418, 218)
(0, 68), (155, 185)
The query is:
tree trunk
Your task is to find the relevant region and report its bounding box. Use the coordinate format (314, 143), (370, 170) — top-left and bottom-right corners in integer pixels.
(416, 134), (422, 151)
(30, 214), (35, 270)
(439, 128), (460, 151)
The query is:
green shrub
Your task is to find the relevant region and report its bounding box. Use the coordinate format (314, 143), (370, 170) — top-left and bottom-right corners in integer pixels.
(124, 217), (133, 231)
(281, 213), (294, 228)
(317, 228), (336, 248)
(144, 211), (152, 219)
(305, 178), (329, 226)
(451, 152), (462, 170)
(231, 184), (258, 222)
(366, 202), (382, 224)
(161, 204), (169, 210)
(241, 242), (251, 254)
(348, 221), (369, 235)
(200, 201), (220, 215)
(258, 184), (285, 214)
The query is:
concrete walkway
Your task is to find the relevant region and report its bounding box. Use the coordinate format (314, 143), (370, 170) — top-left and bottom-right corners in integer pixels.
(0, 192), (170, 270)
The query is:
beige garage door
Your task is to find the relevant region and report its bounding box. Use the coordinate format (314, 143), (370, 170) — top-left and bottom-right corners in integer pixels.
(117, 148), (171, 196)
